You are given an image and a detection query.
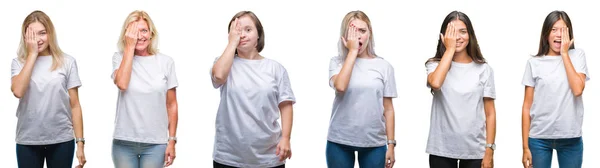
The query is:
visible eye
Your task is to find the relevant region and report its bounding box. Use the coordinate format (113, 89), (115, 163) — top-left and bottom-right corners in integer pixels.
(246, 28), (252, 32)
(460, 30), (467, 34)
(551, 28), (558, 32)
(359, 29), (367, 33)
(39, 32), (47, 35)
(141, 29), (149, 33)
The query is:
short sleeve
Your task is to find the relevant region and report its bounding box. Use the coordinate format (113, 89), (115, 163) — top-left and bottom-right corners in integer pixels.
(572, 49), (590, 81)
(425, 61), (439, 88)
(67, 58), (82, 89)
(522, 59), (535, 87)
(11, 58), (22, 78)
(483, 65), (496, 99)
(210, 57), (223, 88)
(111, 52), (123, 79)
(328, 56), (343, 88)
(383, 63), (398, 98)
(277, 66), (296, 104)
(166, 57), (178, 89)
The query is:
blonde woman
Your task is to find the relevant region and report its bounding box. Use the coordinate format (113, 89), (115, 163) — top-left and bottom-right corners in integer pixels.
(326, 10), (397, 168)
(11, 10), (86, 168)
(211, 11), (295, 168)
(111, 10), (179, 168)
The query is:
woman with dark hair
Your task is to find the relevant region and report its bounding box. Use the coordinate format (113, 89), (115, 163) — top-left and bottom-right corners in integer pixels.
(210, 11), (295, 168)
(425, 11), (496, 168)
(521, 10), (588, 168)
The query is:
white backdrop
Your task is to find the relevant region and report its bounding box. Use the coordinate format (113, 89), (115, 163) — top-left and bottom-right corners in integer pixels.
(0, 0), (597, 167)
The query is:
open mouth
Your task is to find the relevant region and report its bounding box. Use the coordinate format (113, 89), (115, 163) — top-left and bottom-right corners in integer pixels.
(456, 41), (464, 47)
(553, 39), (561, 48)
(359, 42), (363, 49)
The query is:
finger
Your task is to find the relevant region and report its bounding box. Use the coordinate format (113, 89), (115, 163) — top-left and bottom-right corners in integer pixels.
(289, 150), (292, 159)
(444, 23), (450, 39)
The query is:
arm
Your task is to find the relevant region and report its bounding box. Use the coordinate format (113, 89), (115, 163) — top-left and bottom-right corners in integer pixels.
(384, 97), (396, 167)
(212, 18), (241, 85)
(164, 88), (178, 167)
(427, 23), (457, 90)
(522, 86), (534, 167)
(332, 24), (360, 93)
(482, 97), (496, 168)
(12, 27), (39, 98)
(113, 23), (138, 91)
(276, 101), (293, 161)
(69, 88), (86, 167)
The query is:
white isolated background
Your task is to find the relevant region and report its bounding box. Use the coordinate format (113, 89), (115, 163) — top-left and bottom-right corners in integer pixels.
(0, 0), (598, 167)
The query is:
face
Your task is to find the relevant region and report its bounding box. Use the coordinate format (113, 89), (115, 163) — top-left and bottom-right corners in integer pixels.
(134, 19), (152, 51)
(237, 15), (259, 52)
(548, 19), (567, 55)
(28, 22), (49, 54)
(450, 19), (469, 53)
(349, 19), (370, 55)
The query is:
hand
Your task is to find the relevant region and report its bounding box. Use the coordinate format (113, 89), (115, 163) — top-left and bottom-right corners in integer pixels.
(481, 149), (494, 168)
(560, 27), (574, 56)
(228, 18), (242, 47)
(522, 149), (533, 168)
(124, 22), (139, 51)
(25, 26), (39, 58)
(440, 22), (457, 52)
(341, 23), (360, 52)
(276, 138), (291, 161)
(75, 145), (86, 168)
(164, 143), (176, 167)
(385, 147), (395, 168)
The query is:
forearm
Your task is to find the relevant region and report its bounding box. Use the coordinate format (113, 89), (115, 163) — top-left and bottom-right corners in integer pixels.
(167, 104), (178, 138)
(212, 44), (237, 83)
(115, 50), (134, 90)
(522, 109), (531, 149)
(484, 99), (496, 145)
(384, 109), (395, 142)
(11, 57), (37, 98)
(427, 49), (454, 89)
(333, 50), (358, 92)
(561, 54), (585, 96)
(280, 102), (293, 140)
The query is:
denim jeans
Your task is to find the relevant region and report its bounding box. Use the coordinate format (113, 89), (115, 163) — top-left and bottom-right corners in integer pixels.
(326, 141), (387, 168)
(112, 139), (167, 168)
(16, 139), (75, 168)
(529, 137), (583, 168)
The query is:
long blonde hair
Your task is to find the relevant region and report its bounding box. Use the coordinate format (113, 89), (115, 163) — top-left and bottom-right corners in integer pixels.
(17, 10), (64, 70)
(117, 10), (159, 55)
(338, 10), (376, 59)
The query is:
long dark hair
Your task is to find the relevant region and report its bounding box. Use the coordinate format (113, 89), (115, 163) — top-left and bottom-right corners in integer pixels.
(536, 10), (574, 56)
(426, 11), (485, 65)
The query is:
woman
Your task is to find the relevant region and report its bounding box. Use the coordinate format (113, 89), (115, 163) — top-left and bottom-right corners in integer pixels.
(11, 10), (86, 168)
(111, 10), (178, 168)
(425, 11), (496, 168)
(210, 11), (295, 168)
(326, 10), (397, 168)
(521, 10), (588, 168)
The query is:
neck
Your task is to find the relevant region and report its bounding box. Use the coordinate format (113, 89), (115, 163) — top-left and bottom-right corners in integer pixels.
(357, 50), (374, 58)
(237, 49), (261, 60)
(453, 50), (472, 63)
(547, 49), (560, 56)
(135, 49), (151, 56)
(38, 49), (50, 56)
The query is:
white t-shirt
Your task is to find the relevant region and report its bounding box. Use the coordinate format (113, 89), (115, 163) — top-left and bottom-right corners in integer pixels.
(522, 49), (589, 139)
(211, 56), (295, 168)
(11, 55), (81, 145)
(425, 61), (496, 159)
(327, 56), (398, 147)
(111, 52), (178, 144)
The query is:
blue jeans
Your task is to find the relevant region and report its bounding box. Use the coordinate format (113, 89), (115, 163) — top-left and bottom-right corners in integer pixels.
(16, 139), (75, 168)
(326, 141), (387, 168)
(529, 137), (583, 168)
(112, 139), (167, 168)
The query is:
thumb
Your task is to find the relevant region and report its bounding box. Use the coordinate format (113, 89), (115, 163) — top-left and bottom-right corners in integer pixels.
(341, 37), (347, 46)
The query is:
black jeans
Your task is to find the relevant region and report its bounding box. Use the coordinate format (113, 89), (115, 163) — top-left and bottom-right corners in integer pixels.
(213, 161), (285, 168)
(16, 140), (75, 168)
(429, 155), (482, 168)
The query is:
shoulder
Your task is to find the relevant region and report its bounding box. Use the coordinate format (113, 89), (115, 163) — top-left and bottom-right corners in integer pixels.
(156, 53), (175, 63)
(330, 56), (343, 64)
(263, 57), (287, 70)
(569, 48), (586, 59)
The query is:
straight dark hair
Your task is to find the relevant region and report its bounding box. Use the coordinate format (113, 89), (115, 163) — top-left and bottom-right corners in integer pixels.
(536, 10), (574, 56)
(426, 11), (485, 65)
